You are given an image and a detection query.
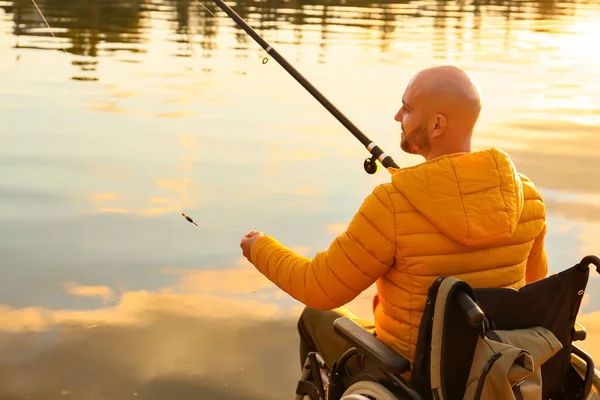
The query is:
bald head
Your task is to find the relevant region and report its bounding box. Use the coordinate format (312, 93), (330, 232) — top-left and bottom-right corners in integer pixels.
(410, 65), (482, 127)
(394, 65), (482, 160)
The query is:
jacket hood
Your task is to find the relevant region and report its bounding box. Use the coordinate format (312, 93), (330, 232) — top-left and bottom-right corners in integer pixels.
(390, 148), (524, 247)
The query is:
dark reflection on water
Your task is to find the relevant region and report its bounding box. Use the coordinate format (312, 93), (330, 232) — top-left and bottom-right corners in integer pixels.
(0, 315), (300, 399)
(0, 0), (585, 76)
(6, 0), (147, 54)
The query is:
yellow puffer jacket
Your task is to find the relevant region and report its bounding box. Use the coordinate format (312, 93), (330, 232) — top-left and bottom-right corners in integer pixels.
(250, 147), (547, 365)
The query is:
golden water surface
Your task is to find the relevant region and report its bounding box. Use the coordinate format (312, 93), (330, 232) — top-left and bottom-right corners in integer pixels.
(1, 0), (599, 398)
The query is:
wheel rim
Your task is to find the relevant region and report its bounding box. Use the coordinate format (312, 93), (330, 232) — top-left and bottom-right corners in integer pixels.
(341, 381), (398, 400)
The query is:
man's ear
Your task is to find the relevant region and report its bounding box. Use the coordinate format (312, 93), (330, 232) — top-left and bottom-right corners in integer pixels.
(432, 114), (447, 138)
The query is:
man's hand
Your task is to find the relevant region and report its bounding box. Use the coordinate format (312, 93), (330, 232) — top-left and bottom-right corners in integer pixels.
(240, 230), (266, 264)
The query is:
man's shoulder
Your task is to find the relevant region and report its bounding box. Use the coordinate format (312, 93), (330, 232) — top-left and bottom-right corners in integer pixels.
(371, 181), (404, 201)
(364, 182), (402, 212)
(374, 181), (399, 194)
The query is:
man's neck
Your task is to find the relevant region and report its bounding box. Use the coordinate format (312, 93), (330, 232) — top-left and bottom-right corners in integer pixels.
(425, 143), (472, 161)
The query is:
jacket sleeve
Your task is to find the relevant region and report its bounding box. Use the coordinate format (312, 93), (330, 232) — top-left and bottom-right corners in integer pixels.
(526, 222), (548, 284)
(250, 185), (396, 310)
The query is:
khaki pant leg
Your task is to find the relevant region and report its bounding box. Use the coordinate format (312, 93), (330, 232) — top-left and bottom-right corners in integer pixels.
(297, 306), (375, 373)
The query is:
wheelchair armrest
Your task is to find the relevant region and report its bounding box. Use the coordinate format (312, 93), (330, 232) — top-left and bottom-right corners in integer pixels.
(573, 322), (587, 341)
(333, 317), (410, 376)
(457, 292), (485, 327)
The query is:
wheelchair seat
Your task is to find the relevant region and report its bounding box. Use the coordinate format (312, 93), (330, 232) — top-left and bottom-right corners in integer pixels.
(295, 255), (600, 400)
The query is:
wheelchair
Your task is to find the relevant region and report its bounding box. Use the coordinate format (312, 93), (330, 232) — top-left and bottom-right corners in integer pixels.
(295, 255), (600, 400)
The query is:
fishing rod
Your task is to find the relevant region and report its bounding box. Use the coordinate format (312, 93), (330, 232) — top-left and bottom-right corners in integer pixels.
(210, 0), (399, 174)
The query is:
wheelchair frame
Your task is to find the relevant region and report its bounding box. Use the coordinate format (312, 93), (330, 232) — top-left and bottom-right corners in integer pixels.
(295, 255), (600, 400)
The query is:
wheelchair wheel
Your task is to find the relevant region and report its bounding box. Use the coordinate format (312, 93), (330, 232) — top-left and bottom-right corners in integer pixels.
(340, 380), (399, 400)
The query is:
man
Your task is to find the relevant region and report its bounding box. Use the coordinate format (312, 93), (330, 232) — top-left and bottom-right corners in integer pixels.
(239, 65), (548, 374)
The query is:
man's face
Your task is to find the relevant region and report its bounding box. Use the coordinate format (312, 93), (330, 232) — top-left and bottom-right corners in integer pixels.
(394, 84), (431, 156)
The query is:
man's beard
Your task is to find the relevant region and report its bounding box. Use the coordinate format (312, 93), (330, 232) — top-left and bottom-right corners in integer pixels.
(401, 123), (430, 155)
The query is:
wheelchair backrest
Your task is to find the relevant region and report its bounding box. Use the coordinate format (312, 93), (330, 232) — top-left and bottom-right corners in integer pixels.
(410, 260), (591, 400)
(474, 263), (589, 399)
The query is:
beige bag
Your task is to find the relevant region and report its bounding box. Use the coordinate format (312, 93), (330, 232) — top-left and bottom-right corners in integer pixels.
(462, 327), (562, 399)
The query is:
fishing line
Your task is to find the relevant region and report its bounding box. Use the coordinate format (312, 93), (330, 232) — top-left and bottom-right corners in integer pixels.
(27, 0), (249, 233)
(194, 1), (218, 19)
(192, 0), (270, 65)
(28, 0), (94, 81)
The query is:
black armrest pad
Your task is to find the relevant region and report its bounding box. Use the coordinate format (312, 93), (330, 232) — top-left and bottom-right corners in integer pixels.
(333, 317), (410, 375)
(573, 322), (587, 341)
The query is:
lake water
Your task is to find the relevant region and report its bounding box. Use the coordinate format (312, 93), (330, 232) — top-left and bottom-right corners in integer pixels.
(1, 0), (600, 398)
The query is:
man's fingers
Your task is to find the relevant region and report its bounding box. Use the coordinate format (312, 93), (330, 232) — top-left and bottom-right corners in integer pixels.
(240, 231), (264, 265)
